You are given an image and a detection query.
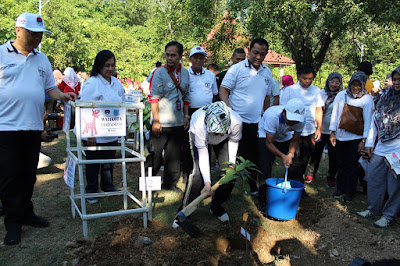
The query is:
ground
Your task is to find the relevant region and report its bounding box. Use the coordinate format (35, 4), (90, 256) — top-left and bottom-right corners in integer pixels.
(0, 133), (399, 265)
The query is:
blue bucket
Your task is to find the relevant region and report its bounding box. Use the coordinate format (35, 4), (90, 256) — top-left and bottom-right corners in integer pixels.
(266, 178), (305, 220)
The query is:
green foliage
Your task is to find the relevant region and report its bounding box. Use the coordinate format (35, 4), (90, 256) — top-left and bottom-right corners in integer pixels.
(131, 101), (152, 131)
(220, 156), (261, 196)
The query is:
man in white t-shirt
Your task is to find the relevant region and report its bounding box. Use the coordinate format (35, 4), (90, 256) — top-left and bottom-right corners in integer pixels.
(257, 99), (305, 212)
(173, 101), (242, 226)
(0, 13), (76, 245)
(220, 38), (272, 195)
(280, 65), (324, 185)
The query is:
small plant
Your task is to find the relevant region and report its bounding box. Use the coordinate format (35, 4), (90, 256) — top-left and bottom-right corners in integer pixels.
(219, 156), (261, 196)
(130, 101), (152, 131)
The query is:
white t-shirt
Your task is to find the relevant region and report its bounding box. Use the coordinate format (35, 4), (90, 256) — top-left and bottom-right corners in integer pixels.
(329, 90), (374, 141)
(258, 105), (304, 142)
(270, 78), (280, 106)
(189, 107), (242, 183)
(221, 58), (272, 124)
(280, 82), (324, 136)
(0, 41), (56, 131)
(188, 67), (218, 108)
(79, 74), (126, 143)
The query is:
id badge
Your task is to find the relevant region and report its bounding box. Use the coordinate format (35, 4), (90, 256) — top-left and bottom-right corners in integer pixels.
(176, 99), (181, 110)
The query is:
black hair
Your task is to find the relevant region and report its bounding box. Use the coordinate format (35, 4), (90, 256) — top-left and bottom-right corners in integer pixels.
(165, 41), (184, 55)
(207, 63), (220, 71)
(297, 65), (316, 78)
(155, 61), (161, 67)
(358, 61), (373, 76)
(90, 50), (115, 77)
(249, 38), (269, 51)
(232, 48), (246, 56)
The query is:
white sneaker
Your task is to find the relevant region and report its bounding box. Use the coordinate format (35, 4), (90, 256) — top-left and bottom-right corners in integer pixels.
(87, 197), (98, 204)
(172, 219), (179, 228)
(357, 210), (374, 218)
(374, 216), (391, 228)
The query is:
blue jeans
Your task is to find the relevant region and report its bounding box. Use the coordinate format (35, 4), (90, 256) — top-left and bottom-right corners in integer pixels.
(367, 154), (400, 221)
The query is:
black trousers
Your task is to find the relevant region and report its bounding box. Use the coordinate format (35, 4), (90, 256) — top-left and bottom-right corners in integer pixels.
(147, 126), (184, 188)
(335, 139), (362, 196)
(288, 134), (315, 183)
(83, 140), (118, 193)
(179, 133), (234, 216)
(307, 133), (337, 181)
(258, 138), (290, 203)
(238, 122), (259, 192)
(0, 131), (42, 234)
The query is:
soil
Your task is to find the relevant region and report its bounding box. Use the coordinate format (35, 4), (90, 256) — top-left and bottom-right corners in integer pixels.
(74, 194), (400, 266)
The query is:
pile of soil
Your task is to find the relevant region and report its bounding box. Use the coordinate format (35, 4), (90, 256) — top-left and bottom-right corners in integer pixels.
(73, 197), (400, 265)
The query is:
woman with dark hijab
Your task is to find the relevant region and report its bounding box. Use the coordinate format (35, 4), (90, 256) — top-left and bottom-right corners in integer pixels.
(357, 66), (400, 228)
(329, 71), (374, 202)
(305, 72), (343, 187)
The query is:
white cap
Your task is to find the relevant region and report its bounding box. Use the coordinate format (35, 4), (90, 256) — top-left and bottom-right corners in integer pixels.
(285, 98), (305, 122)
(189, 46), (207, 57)
(15, 12), (52, 34)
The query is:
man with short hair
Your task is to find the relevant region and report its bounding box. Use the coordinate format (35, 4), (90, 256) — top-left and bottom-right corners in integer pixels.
(148, 41), (190, 191)
(258, 98), (305, 212)
(0, 12), (76, 245)
(216, 48), (246, 89)
(220, 38), (273, 194)
(280, 65), (324, 185)
(207, 63), (220, 76)
(358, 61), (374, 93)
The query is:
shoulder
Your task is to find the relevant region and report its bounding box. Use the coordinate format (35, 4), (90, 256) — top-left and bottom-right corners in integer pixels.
(204, 69), (215, 78)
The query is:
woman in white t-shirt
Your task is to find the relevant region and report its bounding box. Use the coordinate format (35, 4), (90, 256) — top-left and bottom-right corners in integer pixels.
(329, 72), (374, 203)
(79, 50), (126, 204)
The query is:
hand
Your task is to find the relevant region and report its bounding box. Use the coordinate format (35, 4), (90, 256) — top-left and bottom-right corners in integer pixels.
(184, 117), (190, 130)
(200, 182), (212, 196)
(61, 92), (76, 102)
(152, 121), (162, 137)
(330, 132), (336, 147)
(87, 137), (96, 146)
(281, 154), (293, 168)
(363, 147), (374, 160)
(314, 130), (321, 142)
(358, 140), (366, 153)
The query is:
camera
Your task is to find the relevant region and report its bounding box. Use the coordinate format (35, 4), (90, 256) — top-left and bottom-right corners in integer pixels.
(46, 113), (59, 121)
(42, 127), (62, 142)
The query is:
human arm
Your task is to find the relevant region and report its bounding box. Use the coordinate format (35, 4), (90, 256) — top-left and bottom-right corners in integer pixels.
(314, 106), (323, 141)
(151, 102), (162, 137)
(263, 95), (271, 111)
(273, 95), (280, 106)
(330, 131), (336, 147)
(197, 146), (212, 196)
(46, 87), (76, 102)
(184, 104), (190, 130)
(265, 134), (294, 168)
(219, 86), (232, 109)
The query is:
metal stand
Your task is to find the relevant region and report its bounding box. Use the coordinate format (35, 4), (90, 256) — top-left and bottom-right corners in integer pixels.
(66, 100), (149, 239)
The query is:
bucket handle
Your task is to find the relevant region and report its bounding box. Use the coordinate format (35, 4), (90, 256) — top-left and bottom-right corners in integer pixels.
(283, 167), (288, 193)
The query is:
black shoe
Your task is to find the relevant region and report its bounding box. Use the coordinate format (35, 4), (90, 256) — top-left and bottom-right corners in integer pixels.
(23, 215), (49, 228)
(4, 230), (21, 245)
(343, 194), (353, 203)
(102, 187), (120, 192)
(332, 191), (344, 198)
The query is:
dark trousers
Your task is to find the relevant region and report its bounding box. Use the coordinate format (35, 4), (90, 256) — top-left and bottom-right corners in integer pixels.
(147, 126), (184, 188)
(179, 133), (234, 216)
(0, 131), (42, 234)
(238, 122), (259, 192)
(288, 134), (315, 183)
(335, 139), (362, 196)
(307, 134), (337, 181)
(258, 138), (290, 203)
(83, 140), (118, 193)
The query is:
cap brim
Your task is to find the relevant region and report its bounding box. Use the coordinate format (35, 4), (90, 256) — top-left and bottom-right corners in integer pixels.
(21, 26), (52, 35)
(190, 51), (207, 57)
(286, 111), (304, 122)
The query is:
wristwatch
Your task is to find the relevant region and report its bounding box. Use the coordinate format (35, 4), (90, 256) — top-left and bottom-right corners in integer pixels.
(185, 115), (190, 119)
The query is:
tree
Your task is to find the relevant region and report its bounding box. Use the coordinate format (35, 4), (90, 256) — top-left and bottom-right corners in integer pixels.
(228, 0), (367, 72)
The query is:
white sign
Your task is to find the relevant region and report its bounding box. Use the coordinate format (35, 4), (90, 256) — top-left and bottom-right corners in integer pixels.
(139, 176), (162, 191)
(64, 155), (76, 189)
(63, 104), (71, 133)
(79, 107), (126, 138)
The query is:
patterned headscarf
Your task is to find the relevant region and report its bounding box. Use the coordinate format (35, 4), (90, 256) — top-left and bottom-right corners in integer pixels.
(373, 66), (400, 142)
(323, 72), (343, 113)
(346, 71), (368, 99)
(62, 67), (81, 89)
(203, 101), (231, 134)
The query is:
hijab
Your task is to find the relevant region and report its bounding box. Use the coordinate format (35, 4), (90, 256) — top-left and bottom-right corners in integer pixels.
(346, 71), (368, 99)
(62, 67), (80, 89)
(323, 72), (343, 113)
(374, 67), (400, 142)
